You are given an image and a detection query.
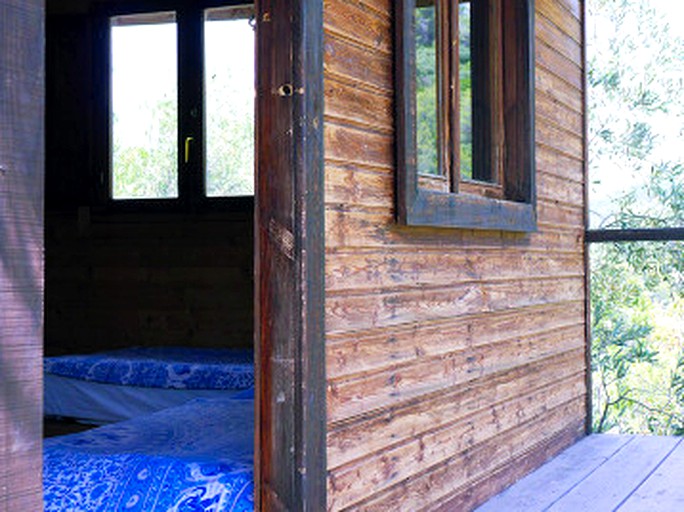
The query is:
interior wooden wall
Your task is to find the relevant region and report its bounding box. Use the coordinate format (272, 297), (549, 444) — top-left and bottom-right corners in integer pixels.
(0, 0), (44, 508)
(44, 212), (253, 356)
(323, 0), (586, 510)
(44, 9), (254, 356)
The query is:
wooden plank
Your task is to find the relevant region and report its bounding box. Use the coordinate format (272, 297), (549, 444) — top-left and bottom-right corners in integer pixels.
(325, 76), (393, 134)
(256, 0), (326, 509)
(324, 31), (393, 92)
(536, 143), (584, 184)
(327, 331), (585, 423)
(536, 117), (584, 160)
(538, 171), (584, 206)
(326, 249), (583, 293)
(536, 12), (582, 64)
(328, 358), (586, 469)
(325, 210), (584, 252)
(475, 435), (634, 511)
(323, 0), (391, 53)
(434, 423), (584, 512)
(555, 0), (581, 21)
(325, 122), (393, 170)
(326, 276), (584, 334)
(536, 0), (582, 43)
(547, 436), (680, 512)
(325, 160), (583, 211)
(536, 91), (584, 138)
(339, 400), (585, 511)
(0, 0), (44, 509)
(326, 302), (584, 379)
(329, 382), (585, 510)
(536, 64), (583, 114)
(536, 39), (582, 90)
(619, 438), (684, 512)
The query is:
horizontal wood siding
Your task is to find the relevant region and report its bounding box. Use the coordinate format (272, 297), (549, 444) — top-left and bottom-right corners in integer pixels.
(45, 212), (253, 355)
(323, 0), (586, 510)
(0, 0), (44, 508)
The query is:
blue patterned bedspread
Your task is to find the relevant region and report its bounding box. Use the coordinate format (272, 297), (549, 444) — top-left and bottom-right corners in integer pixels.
(44, 397), (254, 511)
(44, 347), (254, 390)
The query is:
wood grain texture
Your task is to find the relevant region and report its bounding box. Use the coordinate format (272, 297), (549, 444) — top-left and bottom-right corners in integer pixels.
(0, 0), (44, 509)
(44, 211), (254, 354)
(323, 0), (586, 509)
(256, 0), (327, 509)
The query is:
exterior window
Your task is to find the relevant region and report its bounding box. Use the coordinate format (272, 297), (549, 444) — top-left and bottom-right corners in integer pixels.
(107, 4), (255, 204)
(396, 0), (536, 231)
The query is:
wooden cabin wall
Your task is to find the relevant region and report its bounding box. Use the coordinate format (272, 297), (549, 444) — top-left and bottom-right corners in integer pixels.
(44, 12), (254, 356)
(323, 0), (586, 510)
(0, 0), (44, 508)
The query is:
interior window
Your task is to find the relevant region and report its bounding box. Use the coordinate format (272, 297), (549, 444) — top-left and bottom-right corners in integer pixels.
(205, 7), (255, 197)
(111, 12), (178, 200)
(107, 4), (255, 204)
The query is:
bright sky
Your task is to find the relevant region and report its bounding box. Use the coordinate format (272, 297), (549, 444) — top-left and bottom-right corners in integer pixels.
(587, 0), (684, 228)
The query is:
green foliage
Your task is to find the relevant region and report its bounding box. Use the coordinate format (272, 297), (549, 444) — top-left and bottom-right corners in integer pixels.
(414, 5), (473, 178)
(589, 0), (684, 435)
(415, 7), (439, 176)
(112, 98), (177, 199)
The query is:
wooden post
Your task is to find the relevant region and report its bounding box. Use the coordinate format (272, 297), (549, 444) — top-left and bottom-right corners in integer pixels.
(0, 0), (45, 508)
(255, 0), (326, 510)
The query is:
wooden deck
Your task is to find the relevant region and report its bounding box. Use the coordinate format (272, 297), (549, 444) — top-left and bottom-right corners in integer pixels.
(475, 434), (684, 511)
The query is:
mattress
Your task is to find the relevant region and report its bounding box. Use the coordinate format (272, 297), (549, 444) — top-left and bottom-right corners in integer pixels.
(44, 397), (254, 512)
(44, 347), (254, 424)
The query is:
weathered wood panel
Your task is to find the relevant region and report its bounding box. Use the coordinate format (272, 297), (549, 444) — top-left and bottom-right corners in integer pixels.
(478, 435), (684, 512)
(324, 0), (587, 510)
(44, 211), (254, 354)
(0, 0), (45, 509)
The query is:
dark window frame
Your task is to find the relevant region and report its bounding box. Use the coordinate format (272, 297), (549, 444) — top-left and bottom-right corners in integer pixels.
(395, 0), (537, 231)
(92, 0), (255, 213)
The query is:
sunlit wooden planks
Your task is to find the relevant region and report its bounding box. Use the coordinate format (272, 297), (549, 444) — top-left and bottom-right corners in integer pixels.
(323, 0), (586, 509)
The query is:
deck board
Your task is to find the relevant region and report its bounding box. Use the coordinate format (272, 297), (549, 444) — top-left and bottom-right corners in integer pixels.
(619, 438), (684, 511)
(476, 435), (684, 512)
(475, 435), (632, 512)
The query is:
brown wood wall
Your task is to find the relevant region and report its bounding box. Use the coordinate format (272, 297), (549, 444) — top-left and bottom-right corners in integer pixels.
(44, 212), (253, 356)
(323, 0), (586, 510)
(0, 0), (44, 508)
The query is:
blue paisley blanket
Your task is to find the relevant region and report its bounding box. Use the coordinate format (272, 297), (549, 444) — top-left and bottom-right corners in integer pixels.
(44, 397), (254, 511)
(44, 347), (254, 390)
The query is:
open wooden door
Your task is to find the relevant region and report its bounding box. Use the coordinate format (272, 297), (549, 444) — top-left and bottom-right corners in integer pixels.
(255, 0), (326, 510)
(0, 0), (45, 508)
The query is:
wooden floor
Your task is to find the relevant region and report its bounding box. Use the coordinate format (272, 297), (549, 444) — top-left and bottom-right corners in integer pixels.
(475, 434), (684, 511)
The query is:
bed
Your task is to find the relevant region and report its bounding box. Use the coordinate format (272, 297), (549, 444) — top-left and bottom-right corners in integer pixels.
(44, 396), (254, 512)
(44, 346), (254, 424)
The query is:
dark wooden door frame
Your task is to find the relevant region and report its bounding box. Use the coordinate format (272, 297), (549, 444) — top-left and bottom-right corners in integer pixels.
(255, 0), (326, 510)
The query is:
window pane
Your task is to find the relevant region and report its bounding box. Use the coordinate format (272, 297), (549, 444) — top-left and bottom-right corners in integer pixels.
(205, 7), (255, 197)
(458, 1), (473, 180)
(590, 241), (684, 434)
(415, 2), (439, 176)
(111, 13), (178, 200)
(588, 1), (684, 229)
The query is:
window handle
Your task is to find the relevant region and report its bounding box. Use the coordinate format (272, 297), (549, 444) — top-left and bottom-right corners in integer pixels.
(184, 136), (194, 164)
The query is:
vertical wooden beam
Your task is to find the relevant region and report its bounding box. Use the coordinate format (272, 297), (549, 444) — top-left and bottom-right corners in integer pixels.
(255, 0), (326, 510)
(0, 0), (45, 509)
(581, 0), (593, 434)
